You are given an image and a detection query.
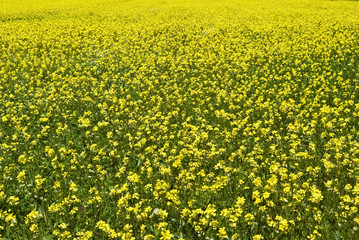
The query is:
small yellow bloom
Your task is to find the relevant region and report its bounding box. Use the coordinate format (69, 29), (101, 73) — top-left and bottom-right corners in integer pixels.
(17, 170), (26, 182)
(30, 223), (39, 233)
(253, 234), (263, 240)
(217, 227), (228, 239)
(160, 230), (173, 240)
(69, 182), (78, 192)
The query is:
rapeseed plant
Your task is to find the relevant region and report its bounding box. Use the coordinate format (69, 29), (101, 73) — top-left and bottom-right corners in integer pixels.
(0, 0), (359, 239)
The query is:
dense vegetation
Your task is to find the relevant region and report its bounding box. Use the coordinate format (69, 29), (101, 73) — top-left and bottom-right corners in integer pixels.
(1, 0), (359, 239)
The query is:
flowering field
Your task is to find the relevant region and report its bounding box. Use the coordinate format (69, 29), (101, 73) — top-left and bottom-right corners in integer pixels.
(1, 0), (359, 239)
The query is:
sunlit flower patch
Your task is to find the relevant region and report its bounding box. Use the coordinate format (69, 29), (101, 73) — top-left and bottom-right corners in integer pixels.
(0, 0), (359, 239)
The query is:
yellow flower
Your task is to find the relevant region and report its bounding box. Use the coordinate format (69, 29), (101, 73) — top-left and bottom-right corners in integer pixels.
(245, 213), (255, 223)
(35, 175), (46, 192)
(160, 230), (173, 240)
(59, 223), (68, 229)
(69, 182), (78, 192)
(78, 116), (91, 127)
(144, 234), (155, 240)
(263, 191), (270, 199)
(217, 227), (228, 239)
(5, 212), (17, 225)
(76, 230), (93, 240)
(253, 234), (263, 240)
(309, 186), (323, 204)
(18, 154), (27, 164)
(8, 196), (19, 205)
(96, 221), (118, 238)
(53, 181), (61, 189)
(276, 215), (290, 233)
(25, 209), (42, 224)
(29, 223), (39, 233)
(17, 170), (26, 182)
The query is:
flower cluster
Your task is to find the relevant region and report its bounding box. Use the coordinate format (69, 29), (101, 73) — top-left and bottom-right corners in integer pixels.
(1, 0), (359, 239)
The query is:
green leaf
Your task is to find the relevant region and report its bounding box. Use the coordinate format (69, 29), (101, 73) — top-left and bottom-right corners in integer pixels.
(42, 234), (55, 240)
